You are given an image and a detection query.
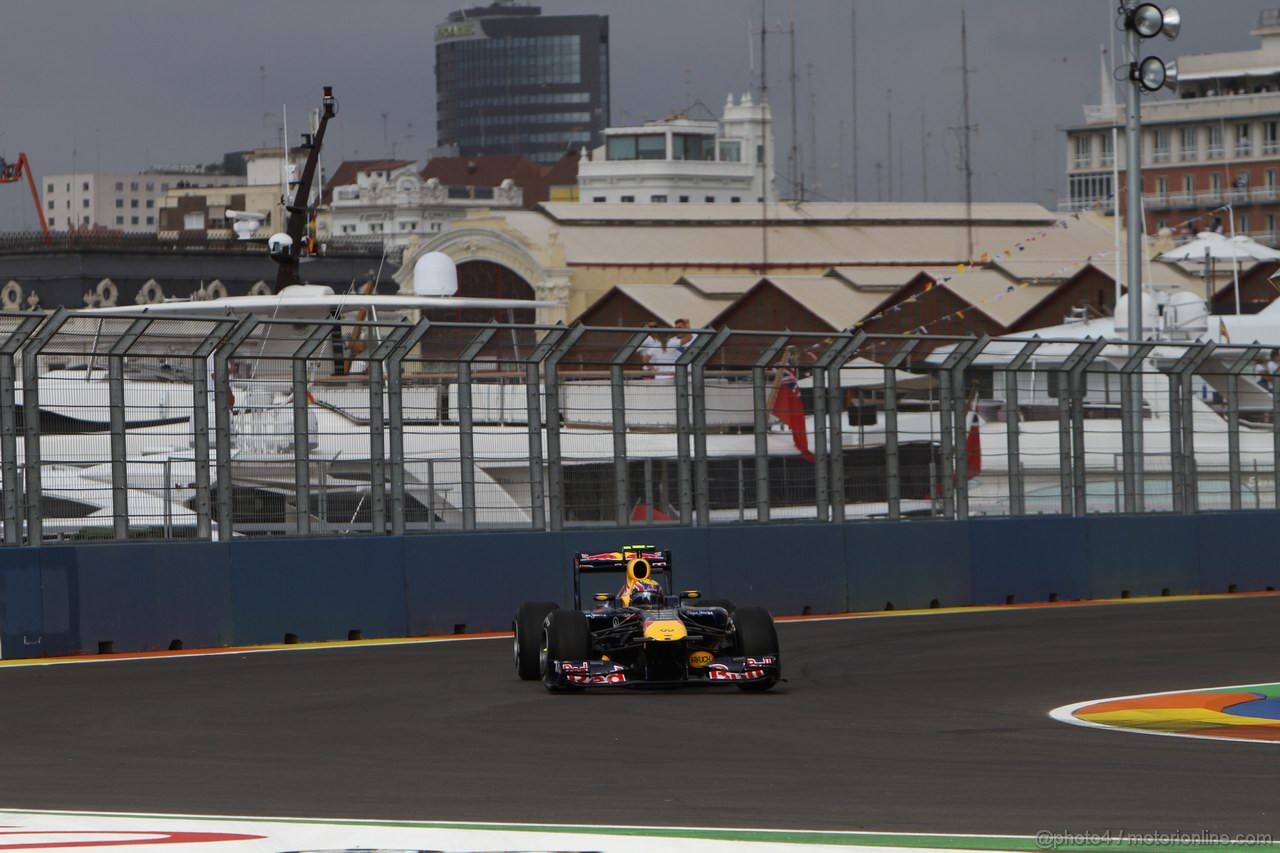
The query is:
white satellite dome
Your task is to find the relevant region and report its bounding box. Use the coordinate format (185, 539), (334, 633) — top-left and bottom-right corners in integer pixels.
(1163, 290), (1209, 337)
(1113, 293), (1159, 334)
(413, 251), (459, 296)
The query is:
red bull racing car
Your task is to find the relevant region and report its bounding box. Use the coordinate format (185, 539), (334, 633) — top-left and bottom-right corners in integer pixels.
(512, 546), (781, 691)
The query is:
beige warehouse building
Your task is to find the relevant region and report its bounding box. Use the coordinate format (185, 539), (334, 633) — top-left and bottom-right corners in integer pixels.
(394, 201), (1215, 328)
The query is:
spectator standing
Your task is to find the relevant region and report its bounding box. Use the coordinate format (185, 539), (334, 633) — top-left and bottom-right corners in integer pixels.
(651, 319), (693, 381)
(636, 320), (665, 375)
(1256, 357), (1273, 393)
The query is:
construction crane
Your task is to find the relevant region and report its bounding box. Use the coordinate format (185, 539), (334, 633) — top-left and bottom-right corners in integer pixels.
(0, 152), (52, 245)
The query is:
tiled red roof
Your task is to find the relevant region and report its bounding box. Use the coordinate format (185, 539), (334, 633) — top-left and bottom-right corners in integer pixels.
(422, 152), (581, 208)
(420, 155), (546, 186)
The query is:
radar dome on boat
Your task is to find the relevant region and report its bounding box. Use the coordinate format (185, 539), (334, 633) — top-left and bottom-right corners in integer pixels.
(1163, 291), (1209, 337)
(413, 251), (459, 296)
(1113, 293), (1159, 336)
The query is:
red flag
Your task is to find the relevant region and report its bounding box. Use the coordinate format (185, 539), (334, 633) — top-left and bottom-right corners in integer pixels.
(772, 366), (815, 463)
(966, 411), (982, 479)
(931, 406), (982, 499)
(631, 502), (674, 522)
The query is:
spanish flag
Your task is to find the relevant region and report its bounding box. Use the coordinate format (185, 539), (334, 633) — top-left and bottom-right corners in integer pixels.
(1219, 318), (1230, 344)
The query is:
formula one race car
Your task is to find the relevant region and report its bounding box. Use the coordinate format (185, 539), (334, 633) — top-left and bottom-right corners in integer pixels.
(513, 546), (780, 691)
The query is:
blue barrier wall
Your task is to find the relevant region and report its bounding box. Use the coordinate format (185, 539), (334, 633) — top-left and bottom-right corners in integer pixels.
(0, 513), (1277, 658)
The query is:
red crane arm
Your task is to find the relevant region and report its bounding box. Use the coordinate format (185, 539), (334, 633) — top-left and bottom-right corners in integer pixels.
(0, 153), (53, 245)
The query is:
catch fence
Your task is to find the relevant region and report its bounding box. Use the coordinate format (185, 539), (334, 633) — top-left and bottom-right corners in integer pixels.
(1, 308), (1276, 543)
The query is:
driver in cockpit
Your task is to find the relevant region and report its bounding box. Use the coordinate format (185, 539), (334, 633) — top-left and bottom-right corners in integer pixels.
(621, 577), (665, 609)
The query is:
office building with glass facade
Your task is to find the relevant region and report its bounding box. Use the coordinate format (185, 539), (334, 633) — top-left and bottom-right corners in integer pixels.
(435, 3), (609, 165)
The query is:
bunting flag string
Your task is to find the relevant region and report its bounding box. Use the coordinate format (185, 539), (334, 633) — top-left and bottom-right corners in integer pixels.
(849, 202), (1238, 341)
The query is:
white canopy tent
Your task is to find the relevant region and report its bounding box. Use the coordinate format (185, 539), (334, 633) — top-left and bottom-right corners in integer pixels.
(795, 357), (935, 390)
(1157, 231), (1280, 315)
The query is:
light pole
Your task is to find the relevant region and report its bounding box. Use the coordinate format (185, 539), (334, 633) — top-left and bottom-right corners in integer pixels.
(1120, 1), (1179, 513)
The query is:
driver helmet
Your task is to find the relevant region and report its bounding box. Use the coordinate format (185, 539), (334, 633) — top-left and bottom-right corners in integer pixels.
(629, 579), (664, 609)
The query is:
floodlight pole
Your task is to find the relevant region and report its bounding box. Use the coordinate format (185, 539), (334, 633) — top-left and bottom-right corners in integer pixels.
(1125, 23), (1143, 348)
(1124, 15), (1146, 495)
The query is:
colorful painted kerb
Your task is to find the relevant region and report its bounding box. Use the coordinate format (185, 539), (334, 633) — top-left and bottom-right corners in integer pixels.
(1057, 683), (1280, 743)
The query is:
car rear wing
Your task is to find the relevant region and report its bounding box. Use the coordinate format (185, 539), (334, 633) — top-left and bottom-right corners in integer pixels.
(573, 546), (672, 609)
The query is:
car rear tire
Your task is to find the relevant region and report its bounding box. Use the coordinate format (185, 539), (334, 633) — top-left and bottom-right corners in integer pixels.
(733, 606), (779, 692)
(513, 601), (558, 680)
(541, 608), (592, 692)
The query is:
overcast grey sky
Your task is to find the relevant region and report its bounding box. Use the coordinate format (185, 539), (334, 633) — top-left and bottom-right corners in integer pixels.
(1, 0), (1274, 231)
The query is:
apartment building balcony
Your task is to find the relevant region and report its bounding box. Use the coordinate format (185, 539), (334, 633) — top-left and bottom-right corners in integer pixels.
(1058, 186), (1280, 215)
(1082, 90), (1280, 127)
(1144, 186), (1280, 211)
(1168, 229), (1280, 248)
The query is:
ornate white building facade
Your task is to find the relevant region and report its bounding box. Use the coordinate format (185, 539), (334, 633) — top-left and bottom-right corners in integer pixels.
(325, 162), (524, 251)
(576, 93), (776, 205)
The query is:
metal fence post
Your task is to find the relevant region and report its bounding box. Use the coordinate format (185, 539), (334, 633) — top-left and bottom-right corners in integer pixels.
(814, 332), (865, 523)
(387, 318), (431, 536)
(1052, 363), (1076, 516)
(20, 308), (69, 545)
(1273, 365), (1280, 510)
(751, 335), (790, 524)
(811, 361), (829, 522)
(214, 316), (259, 541)
(366, 324), (413, 535)
(1002, 340), (1043, 517)
(522, 326), (566, 531)
(291, 323), (335, 536)
(936, 336), (985, 520)
(190, 319), (238, 541)
(0, 316), (41, 545)
(1065, 339), (1108, 517)
(608, 329), (650, 527)
(1165, 342), (1216, 514)
(882, 338), (920, 521)
(676, 329), (723, 527)
(1225, 344), (1262, 511)
(1117, 343), (1153, 514)
(690, 327), (732, 527)
(543, 325), (584, 531)
(457, 324), (498, 532)
(107, 318), (153, 538)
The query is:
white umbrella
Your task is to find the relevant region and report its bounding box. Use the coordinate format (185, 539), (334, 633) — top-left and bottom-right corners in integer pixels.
(795, 357), (934, 390)
(1158, 230), (1267, 261)
(1157, 231), (1268, 315)
(1227, 234), (1280, 261)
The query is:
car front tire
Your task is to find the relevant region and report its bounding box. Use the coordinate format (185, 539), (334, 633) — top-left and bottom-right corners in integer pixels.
(513, 601), (558, 680)
(733, 605), (780, 692)
(541, 608), (592, 692)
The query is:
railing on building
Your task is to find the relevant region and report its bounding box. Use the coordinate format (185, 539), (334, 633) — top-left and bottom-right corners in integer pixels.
(0, 231), (392, 258)
(3, 310), (1280, 545)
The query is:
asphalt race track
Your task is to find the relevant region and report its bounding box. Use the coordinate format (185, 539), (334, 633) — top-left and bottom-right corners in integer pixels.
(0, 596), (1275, 835)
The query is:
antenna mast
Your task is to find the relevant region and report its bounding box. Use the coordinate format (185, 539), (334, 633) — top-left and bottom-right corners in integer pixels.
(850, 2), (858, 201)
(960, 9), (976, 262)
(789, 22), (800, 201)
(887, 88), (894, 202)
(808, 63), (818, 197)
(760, 0), (769, 274)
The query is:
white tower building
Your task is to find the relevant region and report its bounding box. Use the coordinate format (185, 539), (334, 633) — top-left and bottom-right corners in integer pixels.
(576, 93), (776, 205)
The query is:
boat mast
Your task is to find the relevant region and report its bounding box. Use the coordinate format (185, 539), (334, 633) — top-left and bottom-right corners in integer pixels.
(277, 87), (338, 290)
(850, 2), (858, 201)
(759, 0), (769, 275)
(960, 9), (975, 263)
(789, 22), (800, 201)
